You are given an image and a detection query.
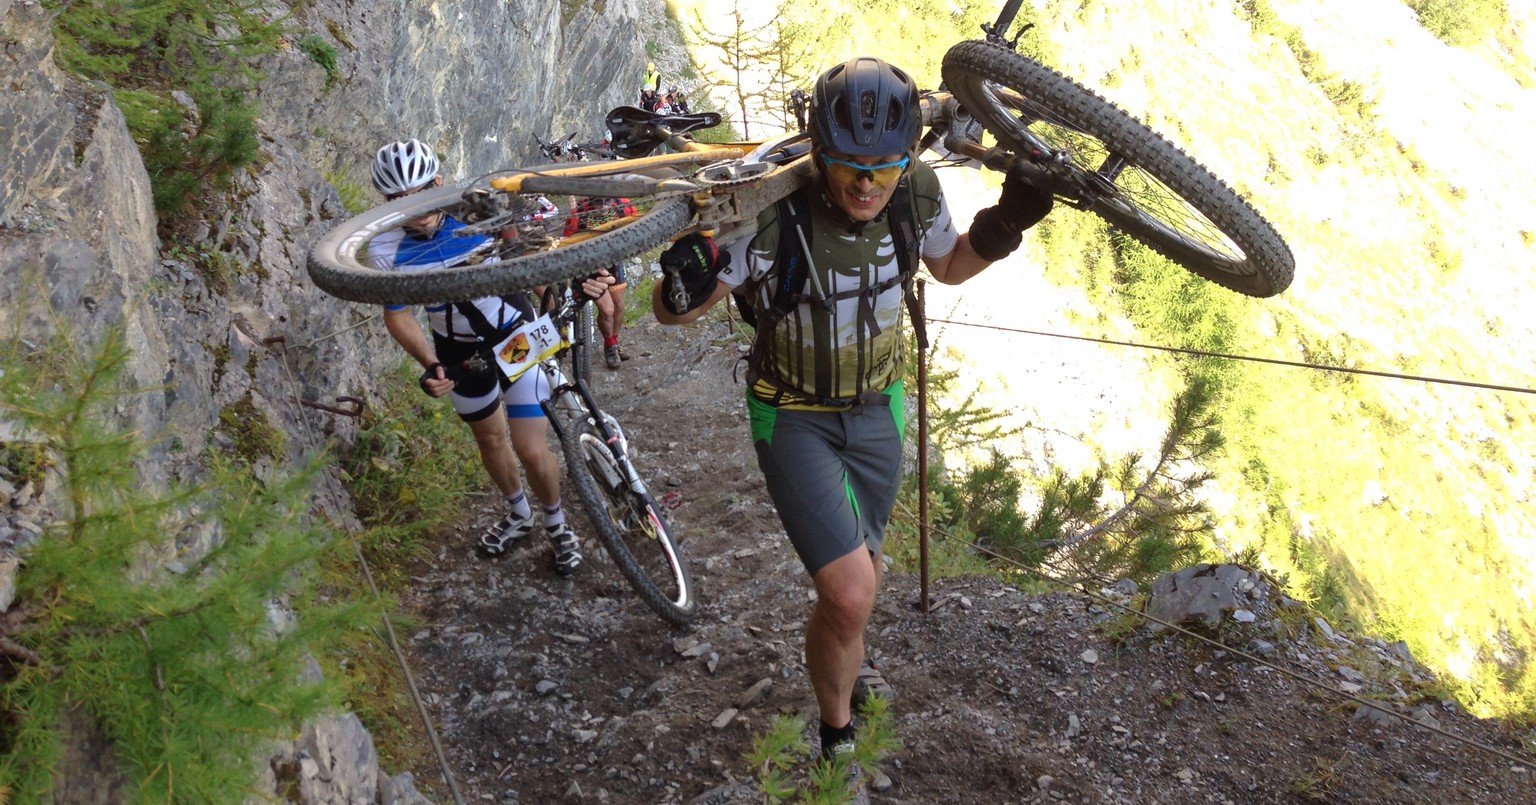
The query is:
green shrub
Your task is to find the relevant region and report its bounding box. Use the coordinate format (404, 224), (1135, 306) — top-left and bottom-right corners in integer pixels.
(296, 33), (341, 87)
(1406, 0), (1508, 48)
(325, 168), (374, 215)
(744, 695), (900, 803)
(0, 442), (51, 487)
(337, 361), (484, 579)
(0, 324), (370, 802)
(45, 1), (298, 219)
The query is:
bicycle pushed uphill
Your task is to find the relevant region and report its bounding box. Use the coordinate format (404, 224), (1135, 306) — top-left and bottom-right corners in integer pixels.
(533, 286), (696, 626)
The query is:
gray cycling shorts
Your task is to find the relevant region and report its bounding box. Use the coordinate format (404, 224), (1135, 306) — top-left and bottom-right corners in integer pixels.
(749, 385), (906, 577)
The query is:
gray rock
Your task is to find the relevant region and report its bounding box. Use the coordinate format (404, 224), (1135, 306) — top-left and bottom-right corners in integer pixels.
(1351, 702), (1398, 728)
(0, 556), (17, 612)
(1146, 564), (1265, 630)
(736, 677), (773, 708)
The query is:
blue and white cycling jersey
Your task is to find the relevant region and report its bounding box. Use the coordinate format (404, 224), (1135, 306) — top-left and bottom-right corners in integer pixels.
(370, 216), (527, 340)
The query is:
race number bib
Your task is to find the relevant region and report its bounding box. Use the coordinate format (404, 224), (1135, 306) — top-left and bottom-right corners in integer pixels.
(491, 313), (563, 382)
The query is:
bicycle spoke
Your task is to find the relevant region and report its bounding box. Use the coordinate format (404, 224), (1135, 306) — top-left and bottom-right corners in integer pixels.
(979, 84), (1246, 265)
(942, 41), (1292, 296)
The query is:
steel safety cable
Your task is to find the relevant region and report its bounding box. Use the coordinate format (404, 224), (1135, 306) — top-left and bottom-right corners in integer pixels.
(926, 317), (1536, 396)
(266, 337), (468, 805)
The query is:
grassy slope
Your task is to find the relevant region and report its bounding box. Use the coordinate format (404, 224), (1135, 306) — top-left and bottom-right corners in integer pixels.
(1013, 0), (1536, 718)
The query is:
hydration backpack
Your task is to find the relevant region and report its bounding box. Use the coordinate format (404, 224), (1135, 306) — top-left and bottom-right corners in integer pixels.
(735, 179), (929, 405)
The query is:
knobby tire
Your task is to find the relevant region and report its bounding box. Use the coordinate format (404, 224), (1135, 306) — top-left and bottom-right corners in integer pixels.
(307, 173), (691, 305)
(553, 398), (697, 626)
(942, 41), (1294, 297)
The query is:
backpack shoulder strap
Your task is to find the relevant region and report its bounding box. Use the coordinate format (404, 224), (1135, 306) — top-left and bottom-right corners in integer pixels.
(772, 187), (813, 309)
(450, 293), (533, 342)
(885, 178), (929, 350)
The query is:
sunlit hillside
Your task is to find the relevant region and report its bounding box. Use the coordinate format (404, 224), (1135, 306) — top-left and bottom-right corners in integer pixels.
(670, 0), (1536, 718)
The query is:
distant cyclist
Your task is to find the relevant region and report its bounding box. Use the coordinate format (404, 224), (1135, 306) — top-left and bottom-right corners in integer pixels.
(370, 138), (599, 576)
(651, 58), (1052, 794)
(668, 87), (691, 115)
(641, 60), (662, 98)
(564, 196), (637, 369)
(527, 195), (561, 230)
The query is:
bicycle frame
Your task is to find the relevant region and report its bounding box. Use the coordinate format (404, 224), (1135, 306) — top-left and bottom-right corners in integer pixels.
(497, 100), (1000, 244)
(538, 295), (644, 499)
(488, 80), (1231, 269)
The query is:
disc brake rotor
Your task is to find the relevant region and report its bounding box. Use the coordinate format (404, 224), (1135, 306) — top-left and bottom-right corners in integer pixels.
(694, 160), (775, 187)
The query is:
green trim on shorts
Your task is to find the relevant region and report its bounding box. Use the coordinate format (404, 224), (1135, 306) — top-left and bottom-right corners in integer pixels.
(747, 379), (906, 445)
(747, 394), (779, 444)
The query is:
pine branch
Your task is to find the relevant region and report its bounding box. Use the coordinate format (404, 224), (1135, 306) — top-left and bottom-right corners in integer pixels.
(1040, 377), (1221, 582)
(1, 635), (42, 666)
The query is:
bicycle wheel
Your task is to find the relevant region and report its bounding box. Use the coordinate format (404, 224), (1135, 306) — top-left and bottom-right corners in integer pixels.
(551, 391), (697, 626)
(307, 166), (693, 306)
(942, 41), (1294, 297)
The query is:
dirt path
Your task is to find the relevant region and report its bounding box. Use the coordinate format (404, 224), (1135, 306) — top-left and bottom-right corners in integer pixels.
(391, 313), (1533, 805)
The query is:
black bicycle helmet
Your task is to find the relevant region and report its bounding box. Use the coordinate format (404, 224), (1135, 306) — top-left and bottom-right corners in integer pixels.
(809, 57), (921, 156)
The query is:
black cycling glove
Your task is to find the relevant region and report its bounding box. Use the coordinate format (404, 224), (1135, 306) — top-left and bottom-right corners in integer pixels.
(968, 162), (1054, 262)
(576, 268), (614, 302)
(659, 233), (729, 315)
(418, 362), (445, 395)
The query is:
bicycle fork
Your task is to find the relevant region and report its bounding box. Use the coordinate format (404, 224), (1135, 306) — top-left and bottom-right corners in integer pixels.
(542, 365), (650, 497)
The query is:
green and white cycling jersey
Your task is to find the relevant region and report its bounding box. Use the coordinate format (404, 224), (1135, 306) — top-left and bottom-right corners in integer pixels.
(718, 159), (959, 405)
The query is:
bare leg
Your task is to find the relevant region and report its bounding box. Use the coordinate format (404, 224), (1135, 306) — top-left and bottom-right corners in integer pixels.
(805, 546), (883, 729)
(506, 415), (560, 507)
(595, 287), (618, 339)
(602, 285), (626, 340)
(467, 413), (523, 496)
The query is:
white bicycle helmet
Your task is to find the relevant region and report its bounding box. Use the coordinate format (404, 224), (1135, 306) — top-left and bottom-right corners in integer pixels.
(371, 139), (440, 195)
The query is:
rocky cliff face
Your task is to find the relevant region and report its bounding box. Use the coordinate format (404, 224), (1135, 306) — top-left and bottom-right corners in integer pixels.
(0, 0), (650, 799)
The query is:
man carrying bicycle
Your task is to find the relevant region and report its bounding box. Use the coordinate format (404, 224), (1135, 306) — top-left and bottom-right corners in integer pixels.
(370, 138), (597, 576)
(651, 58), (1052, 793)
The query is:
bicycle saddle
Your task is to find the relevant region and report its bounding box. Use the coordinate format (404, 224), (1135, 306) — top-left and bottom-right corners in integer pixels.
(604, 106), (724, 159)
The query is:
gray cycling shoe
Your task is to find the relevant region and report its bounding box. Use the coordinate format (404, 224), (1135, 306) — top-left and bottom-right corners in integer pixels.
(851, 658), (895, 709)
